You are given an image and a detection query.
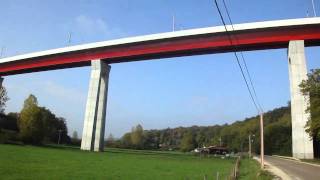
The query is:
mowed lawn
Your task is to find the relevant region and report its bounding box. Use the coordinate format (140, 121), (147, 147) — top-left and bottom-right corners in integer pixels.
(0, 144), (235, 180)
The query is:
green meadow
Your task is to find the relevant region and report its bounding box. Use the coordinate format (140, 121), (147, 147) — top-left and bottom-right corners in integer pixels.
(0, 144), (235, 180)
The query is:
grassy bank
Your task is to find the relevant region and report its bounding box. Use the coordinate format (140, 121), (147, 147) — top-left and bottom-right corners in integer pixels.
(238, 158), (274, 180)
(301, 159), (320, 165)
(0, 144), (235, 179)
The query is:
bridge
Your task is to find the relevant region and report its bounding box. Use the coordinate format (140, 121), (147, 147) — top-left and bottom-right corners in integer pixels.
(0, 17), (319, 158)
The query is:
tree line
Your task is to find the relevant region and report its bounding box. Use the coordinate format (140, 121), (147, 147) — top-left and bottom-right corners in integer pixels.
(0, 94), (70, 145)
(106, 106), (292, 155)
(107, 69), (320, 157)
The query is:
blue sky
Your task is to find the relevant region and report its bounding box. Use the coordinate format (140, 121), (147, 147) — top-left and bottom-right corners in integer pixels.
(0, 0), (319, 137)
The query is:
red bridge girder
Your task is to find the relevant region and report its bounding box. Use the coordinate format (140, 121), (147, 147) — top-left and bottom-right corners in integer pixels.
(0, 18), (320, 76)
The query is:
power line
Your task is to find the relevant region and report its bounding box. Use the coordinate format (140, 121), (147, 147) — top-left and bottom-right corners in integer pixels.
(221, 0), (263, 112)
(214, 2), (265, 169)
(213, 0), (261, 113)
(312, 0), (317, 17)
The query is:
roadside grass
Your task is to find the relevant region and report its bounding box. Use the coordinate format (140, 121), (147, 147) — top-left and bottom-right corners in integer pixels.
(239, 158), (274, 180)
(301, 158), (320, 165)
(0, 144), (235, 180)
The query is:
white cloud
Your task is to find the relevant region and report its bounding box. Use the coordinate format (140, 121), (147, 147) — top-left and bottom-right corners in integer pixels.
(75, 15), (108, 36)
(43, 81), (86, 105)
(74, 15), (125, 40)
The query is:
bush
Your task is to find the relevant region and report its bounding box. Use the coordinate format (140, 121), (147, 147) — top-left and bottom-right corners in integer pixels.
(0, 129), (20, 144)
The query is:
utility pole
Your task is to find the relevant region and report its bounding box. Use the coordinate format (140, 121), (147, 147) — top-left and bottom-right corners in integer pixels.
(219, 137), (222, 146)
(260, 113), (264, 169)
(0, 46), (5, 58)
(249, 134), (251, 158)
(172, 15), (175, 32)
(58, 129), (62, 145)
(312, 0), (317, 17)
(67, 32), (72, 46)
(249, 134), (255, 158)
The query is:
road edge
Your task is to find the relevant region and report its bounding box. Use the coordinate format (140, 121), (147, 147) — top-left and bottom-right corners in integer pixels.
(271, 155), (320, 167)
(253, 156), (292, 180)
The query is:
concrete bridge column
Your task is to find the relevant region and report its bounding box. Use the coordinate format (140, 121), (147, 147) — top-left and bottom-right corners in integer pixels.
(81, 60), (111, 152)
(0, 77), (3, 87)
(288, 40), (314, 159)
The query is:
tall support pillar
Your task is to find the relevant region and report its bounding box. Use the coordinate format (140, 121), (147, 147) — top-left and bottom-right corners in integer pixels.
(0, 77), (3, 96)
(0, 77), (3, 87)
(288, 40), (314, 159)
(81, 60), (111, 152)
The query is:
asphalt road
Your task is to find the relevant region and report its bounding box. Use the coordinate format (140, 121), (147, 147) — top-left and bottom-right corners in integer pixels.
(265, 156), (320, 180)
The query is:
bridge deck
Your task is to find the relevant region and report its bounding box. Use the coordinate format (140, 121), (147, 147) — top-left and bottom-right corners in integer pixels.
(1, 18), (320, 76)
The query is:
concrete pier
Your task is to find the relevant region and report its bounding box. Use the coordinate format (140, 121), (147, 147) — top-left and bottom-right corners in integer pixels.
(288, 40), (314, 159)
(0, 77), (3, 87)
(81, 60), (111, 152)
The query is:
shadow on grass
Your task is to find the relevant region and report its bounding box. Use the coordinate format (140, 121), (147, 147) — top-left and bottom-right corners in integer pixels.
(41, 144), (80, 151)
(105, 148), (194, 157)
(1, 142), (236, 162)
(41, 145), (227, 159)
(105, 148), (237, 161)
(1, 140), (81, 151)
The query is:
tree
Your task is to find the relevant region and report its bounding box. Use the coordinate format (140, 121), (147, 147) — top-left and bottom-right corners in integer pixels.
(0, 86), (9, 114)
(71, 130), (80, 146)
(105, 133), (115, 147)
(72, 131), (78, 140)
(39, 107), (57, 142)
(264, 112), (292, 156)
(180, 131), (195, 152)
(131, 124), (144, 149)
(300, 69), (320, 141)
(0, 112), (19, 131)
(35, 107), (70, 144)
(107, 133), (114, 142)
(143, 130), (159, 149)
(196, 129), (206, 147)
(121, 132), (132, 148)
(54, 117), (69, 144)
(18, 94), (44, 144)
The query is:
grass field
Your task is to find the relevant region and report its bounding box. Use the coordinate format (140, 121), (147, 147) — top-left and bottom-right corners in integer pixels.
(0, 144), (235, 180)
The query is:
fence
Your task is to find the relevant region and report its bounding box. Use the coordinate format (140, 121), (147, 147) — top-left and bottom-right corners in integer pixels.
(228, 156), (240, 180)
